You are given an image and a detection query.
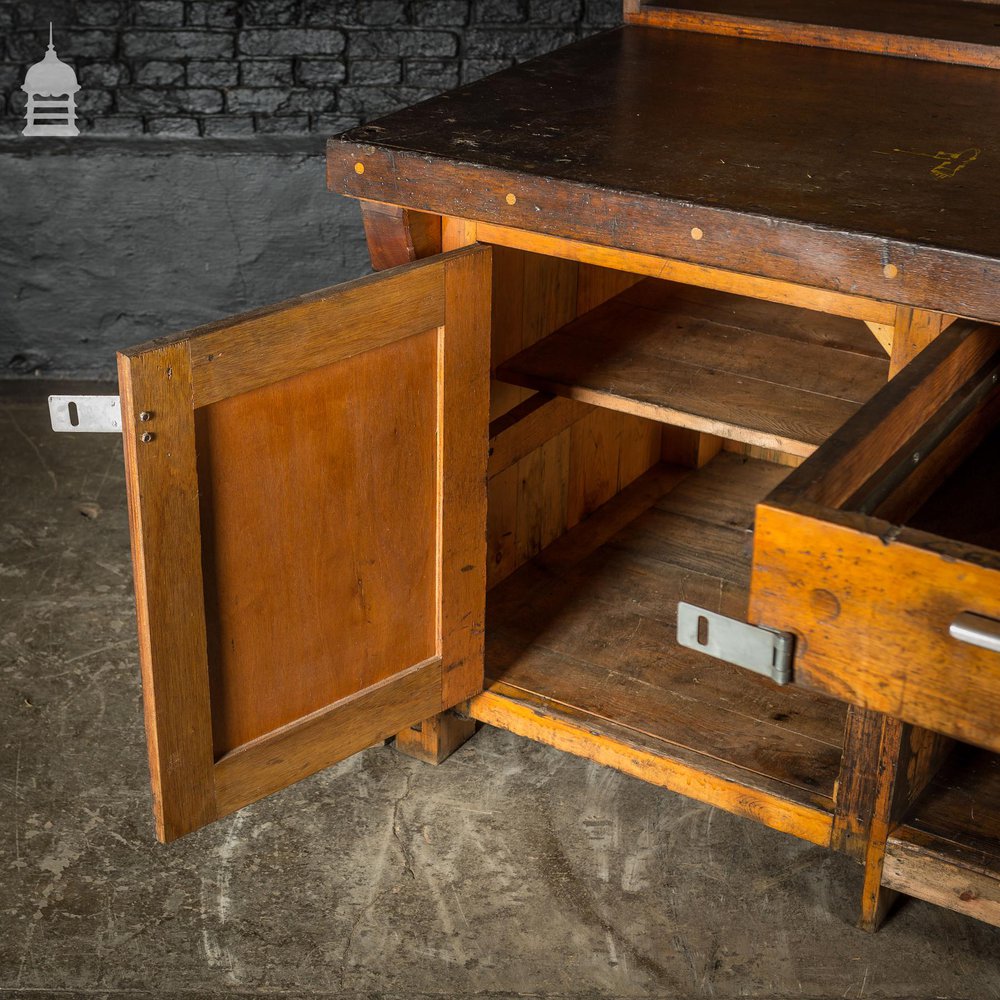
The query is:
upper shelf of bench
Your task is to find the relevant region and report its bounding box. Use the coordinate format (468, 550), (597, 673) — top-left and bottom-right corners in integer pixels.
(628, 0), (1000, 70)
(327, 26), (1000, 323)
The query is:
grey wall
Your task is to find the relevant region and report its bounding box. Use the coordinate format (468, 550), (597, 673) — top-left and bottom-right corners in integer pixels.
(2, 137), (369, 378)
(0, 1), (621, 380)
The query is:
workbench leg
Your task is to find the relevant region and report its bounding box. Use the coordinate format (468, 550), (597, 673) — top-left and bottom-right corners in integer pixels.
(832, 706), (952, 931)
(888, 307), (956, 378)
(359, 199), (443, 271)
(394, 711), (478, 765)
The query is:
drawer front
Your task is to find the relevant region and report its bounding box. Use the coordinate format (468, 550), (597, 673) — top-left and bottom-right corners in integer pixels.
(749, 319), (1000, 752)
(752, 503), (1000, 752)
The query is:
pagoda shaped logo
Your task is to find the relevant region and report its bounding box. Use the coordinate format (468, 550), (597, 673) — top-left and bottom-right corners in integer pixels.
(21, 25), (81, 136)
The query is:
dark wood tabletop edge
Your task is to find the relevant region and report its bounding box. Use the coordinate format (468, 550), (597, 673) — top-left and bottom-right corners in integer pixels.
(326, 138), (1000, 323)
(625, 5), (1000, 70)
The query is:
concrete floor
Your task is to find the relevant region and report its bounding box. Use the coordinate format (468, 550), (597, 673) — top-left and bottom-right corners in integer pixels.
(2, 387), (999, 1000)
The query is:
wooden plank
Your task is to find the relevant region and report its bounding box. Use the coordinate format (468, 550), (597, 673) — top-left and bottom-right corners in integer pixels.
(514, 430), (570, 567)
(328, 28), (1000, 321)
(901, 745), (1000, 853)
(884, 832), (1000, 928)
(567, 409), (623, 525)
(751, 503), (1000, 753)
(358, 199), (441, 270)
(498, 286), (888, 457)
(118, 343), (217, 844)
(442, 215), (478, 251)
(487, 252), (581, 587)
(488, 243), (528, 422)
(575, 262), (642, 313)
(617, 414), (663, 487)
(487, 455), (847, 804)
(486, 462), (519, 587)
(769, 320), (1000, 509)
(628, 1), (1000, 70)
(197, 327), (441, 755)
(438, 249), (491, 707)
(488, 392), (592, 479)
(621, 279), (886, 358)
(215, 657), (442, 816)
(662, 426), (723, 469)
(486, 256), (665, 591)
(477, 224), (895, 324)
(469, 687), (835, 847)
(889, 308), (957, 378)
(119, 263), (445, 408)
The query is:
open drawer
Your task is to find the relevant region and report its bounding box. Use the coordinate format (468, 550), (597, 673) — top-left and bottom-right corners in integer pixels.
(747, 319), (1000, 752)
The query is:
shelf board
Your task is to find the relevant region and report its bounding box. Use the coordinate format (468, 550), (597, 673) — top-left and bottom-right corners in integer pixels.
(885, 746), (1000, 927)
(473, 453), (848, 844)
(632, 0), (1000, 70)
(497, 279), (889, 458)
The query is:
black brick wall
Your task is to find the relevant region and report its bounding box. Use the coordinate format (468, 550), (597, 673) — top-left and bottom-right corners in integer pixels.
(1, 0), (622, 136)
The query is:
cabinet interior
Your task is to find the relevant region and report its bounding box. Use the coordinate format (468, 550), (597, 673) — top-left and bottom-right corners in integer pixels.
(475, 247), (1000, 851)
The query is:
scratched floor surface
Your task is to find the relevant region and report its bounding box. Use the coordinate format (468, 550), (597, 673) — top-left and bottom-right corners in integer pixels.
(1, 389), (999, 1000)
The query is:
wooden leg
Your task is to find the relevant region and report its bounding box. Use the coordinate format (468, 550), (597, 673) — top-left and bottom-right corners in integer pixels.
(661, 425), (722, 468)
(833, 706), (952, 931)
(359, 199), (442, 271)
(888, 307), (956, 378)
(394, 711), (478, 765)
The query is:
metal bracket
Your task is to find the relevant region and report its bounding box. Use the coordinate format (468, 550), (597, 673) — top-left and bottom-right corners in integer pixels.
(677, 602), (794, 685)
(48, 395), (122, 433)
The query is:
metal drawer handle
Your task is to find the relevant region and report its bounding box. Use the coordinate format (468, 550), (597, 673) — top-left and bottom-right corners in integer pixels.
(949, 612), (1000, 654)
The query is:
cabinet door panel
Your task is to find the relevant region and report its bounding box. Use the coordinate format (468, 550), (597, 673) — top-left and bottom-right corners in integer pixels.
(118, 246), (491, 841)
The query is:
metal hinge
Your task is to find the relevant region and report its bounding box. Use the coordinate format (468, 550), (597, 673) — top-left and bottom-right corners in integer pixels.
(48, 395), (122, 433)
(677, 602), (794, 685)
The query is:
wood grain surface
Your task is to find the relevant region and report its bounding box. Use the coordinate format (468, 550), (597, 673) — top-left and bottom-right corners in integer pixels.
(118, 343), (217, 843)
(119, 247), (492, 839)
(328, 27), (1000, 321)
(486, 454), (849, 814)
(629, 0), (1000, 69)
(498, 278), (888, 457)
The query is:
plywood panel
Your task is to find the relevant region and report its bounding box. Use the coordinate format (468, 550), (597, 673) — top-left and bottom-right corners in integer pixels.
(197, 329), (440, 756)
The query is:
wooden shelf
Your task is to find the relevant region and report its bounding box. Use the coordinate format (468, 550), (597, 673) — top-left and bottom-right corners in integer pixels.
(630, 0), (1000, 70)
(471, 452), (848, 844)
(885, 746), (1000, 926)
(497, 280), (889, 458)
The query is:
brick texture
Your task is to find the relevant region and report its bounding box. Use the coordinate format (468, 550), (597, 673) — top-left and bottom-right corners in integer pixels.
(0, 0), (621, 136)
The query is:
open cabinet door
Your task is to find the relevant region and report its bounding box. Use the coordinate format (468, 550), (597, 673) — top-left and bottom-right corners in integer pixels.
(118, 245), (491, 842)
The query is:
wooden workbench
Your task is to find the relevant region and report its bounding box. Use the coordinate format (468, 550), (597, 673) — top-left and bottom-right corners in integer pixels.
(116, 0), (1000, 937)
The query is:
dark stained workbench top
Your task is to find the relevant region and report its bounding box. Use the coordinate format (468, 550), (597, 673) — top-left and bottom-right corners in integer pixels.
(328, 26), (1000, 320)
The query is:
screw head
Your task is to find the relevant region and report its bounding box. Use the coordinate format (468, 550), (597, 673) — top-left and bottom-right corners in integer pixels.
(141, 432), (154, 444)
(139, 411), (151, 421)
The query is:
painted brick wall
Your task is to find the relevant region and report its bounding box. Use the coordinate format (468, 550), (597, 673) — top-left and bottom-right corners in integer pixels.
(1, 0), (622, 136)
